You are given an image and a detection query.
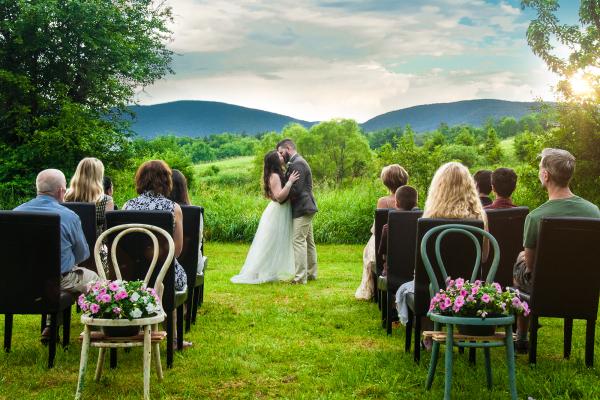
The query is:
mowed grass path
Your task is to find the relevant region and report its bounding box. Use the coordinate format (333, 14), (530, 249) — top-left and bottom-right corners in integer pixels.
(1, 243), (599, 399)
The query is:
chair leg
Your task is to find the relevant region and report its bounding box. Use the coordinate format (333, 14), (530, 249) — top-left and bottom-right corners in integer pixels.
(191, 286), (200, 325)
(469, 347), (476, 365)
(585, 319), (595, 368)
(62, 306), (72, 348)
(166, 312), (174, 368)
(48, 313), (58, 368)
(176, 305), (184, 351)
(505, 324), (518, 400)
(443, 324), (454, 400)
(529, 315), (539, 365)
(185, 290), (193, 333)
(152, 324), (164, 381)
(386, 290), (393, 335)
(143, 325), (152, 400)
(484, 348), (492, 389)
(563, 318), (573, 359)
(4, 314), (13, 352)
(95, 348), (106, 382)
(381, 289), (387, 328)
(405, 310), (413, 353)
(414, 316), (421, 363)
(425, 322), (441, 390)
(110, 348), (118, 369)
(75, 325), (91, 400)
(199, 283), (204, 306)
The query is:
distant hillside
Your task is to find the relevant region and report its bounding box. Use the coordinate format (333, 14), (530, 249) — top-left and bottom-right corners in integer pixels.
(126, 99), (548, 137)
(361, 99), (545, 132)
(126, 100), (313, 138)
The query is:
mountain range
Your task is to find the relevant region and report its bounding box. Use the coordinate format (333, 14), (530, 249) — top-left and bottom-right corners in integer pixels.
(126, 99), (545, 138)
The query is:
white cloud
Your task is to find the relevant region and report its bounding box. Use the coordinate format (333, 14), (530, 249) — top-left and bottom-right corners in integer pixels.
(138, 0), (560, 121)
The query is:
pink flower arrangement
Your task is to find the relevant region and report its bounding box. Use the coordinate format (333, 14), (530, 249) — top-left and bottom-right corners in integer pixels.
(79, 279), (161, 320)
(429, 277), (530, 318)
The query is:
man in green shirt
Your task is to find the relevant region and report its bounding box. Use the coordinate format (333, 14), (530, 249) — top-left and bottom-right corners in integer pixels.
(513, 148), (600, 352)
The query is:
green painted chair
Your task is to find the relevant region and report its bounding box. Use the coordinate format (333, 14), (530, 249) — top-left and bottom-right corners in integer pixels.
(421, 224), (517, 400)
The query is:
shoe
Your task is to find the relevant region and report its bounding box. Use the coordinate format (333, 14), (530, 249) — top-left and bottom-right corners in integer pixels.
(289, 279), (305, 285)
(514, 339), (529, 354)
(40, 327), (59, 345)
(421, 337), (433, 352)
(307, 275), (317, 281)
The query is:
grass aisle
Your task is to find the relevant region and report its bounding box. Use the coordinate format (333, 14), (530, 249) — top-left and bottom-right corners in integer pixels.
(1, 243), (599, 399)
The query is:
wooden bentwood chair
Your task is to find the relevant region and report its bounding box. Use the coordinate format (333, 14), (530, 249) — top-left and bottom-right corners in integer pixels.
(75, 224), (174, 400)
(421, 224), (517, 400)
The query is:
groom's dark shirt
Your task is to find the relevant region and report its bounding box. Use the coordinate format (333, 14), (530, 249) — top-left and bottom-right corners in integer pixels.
(286, 153), (318, 219)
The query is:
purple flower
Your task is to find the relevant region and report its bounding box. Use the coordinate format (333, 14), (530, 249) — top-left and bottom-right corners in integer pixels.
(455, 278), (464, 289)
(81, 302), (89, 311)
(474, 280), (482, 287)
(493, 282), (502, 293)
(460, 289), (468, 297)
(467, 295), (475, 302)
(115, 290), (128, 300)
(90, 303), (100, 314)
(112, 307), (122, 315)
(100, 293), (111, 303)
(481, 294), (491, 303)
(471, 286), (479, 295)
(512, 297), (522, 308)
(522, 302), (530, 316)
(108, 281), (120, 291)
(452, 296), (465, 313)
(447, 279), (455, 288)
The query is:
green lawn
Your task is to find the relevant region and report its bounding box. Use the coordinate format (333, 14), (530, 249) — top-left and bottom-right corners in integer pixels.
(1, 243), (599, 399)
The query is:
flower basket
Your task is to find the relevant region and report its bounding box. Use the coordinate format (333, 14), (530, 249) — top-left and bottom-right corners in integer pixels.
(429, 278), (530, 331)
(102, 325), (141, 338)
(456, 324), (496, 336)
(78, 279), (161, 321)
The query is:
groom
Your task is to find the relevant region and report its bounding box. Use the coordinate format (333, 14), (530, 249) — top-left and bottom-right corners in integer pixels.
(277, 138), (318, 284)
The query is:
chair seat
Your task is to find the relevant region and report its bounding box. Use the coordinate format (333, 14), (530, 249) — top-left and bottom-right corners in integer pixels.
(195, 273), (204, 287)
(377, 275), (387, 291)
(423, 330), (515, 344)
(79, 330), (167, 347)
(175, 290), (188, 308)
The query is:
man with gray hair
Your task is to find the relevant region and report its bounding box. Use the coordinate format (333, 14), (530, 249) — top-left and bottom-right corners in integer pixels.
(513, 148), (600, 353)
(15, 169), (98, 338)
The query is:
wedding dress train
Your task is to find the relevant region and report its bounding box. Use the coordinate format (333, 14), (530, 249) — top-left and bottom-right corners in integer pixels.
(231, 200), (295, 284)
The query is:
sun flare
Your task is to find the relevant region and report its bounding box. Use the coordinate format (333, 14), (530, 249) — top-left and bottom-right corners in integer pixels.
(569, 73), (593, 97)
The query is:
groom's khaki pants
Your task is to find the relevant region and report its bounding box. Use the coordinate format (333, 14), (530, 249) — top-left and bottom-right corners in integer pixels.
(293, 214), (317, 283)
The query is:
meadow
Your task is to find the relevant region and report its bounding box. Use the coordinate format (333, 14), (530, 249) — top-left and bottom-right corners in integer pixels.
(1, 243), (598, 399)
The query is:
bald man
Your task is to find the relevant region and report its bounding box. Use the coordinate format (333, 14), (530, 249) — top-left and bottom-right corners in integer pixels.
(15, 169), (96, 294)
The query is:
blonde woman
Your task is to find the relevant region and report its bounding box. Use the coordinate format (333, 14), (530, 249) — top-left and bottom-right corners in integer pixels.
(355, 164), (409, 300)
(395, 162), (488, 332)
(65, 157), (114, 237)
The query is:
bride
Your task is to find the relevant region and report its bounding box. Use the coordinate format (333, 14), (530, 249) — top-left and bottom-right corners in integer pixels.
(231, 150), (300, 284)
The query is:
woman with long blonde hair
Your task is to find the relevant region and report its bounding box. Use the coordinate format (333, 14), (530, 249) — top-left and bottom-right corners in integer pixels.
(65, 157), (114, 236)
(423, 162), (487, 223)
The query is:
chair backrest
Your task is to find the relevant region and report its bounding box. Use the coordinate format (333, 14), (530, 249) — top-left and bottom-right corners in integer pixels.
(374, 208), (391, 276)
(420, 224), (500, 294)
(530, 217), (600, 320)
(483, 207), (529, 288)
(413, 218), (485, 315)
(180, 205), (202, 289)
(105, 211), (176, 312)
(62, 202), (96, 269)
(0, 211), (62, 313)
(95, 223), (174, 308)
(386, 210), (423, 290)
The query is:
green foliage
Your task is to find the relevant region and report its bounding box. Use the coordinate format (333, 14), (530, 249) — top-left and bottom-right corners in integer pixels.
(481, 127), (503, 165)
(252, 121), (373, 186)
(365, 126), (403, 149)
(0, 0), (173, 201)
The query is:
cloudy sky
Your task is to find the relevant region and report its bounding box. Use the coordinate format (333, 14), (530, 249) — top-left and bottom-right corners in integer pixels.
(136, 0), (578, 122)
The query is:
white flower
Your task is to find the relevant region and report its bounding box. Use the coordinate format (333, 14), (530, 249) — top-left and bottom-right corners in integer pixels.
(130, 292), (140, 303)
(146, 303), (155, 313)
(130, 308), (142, 319)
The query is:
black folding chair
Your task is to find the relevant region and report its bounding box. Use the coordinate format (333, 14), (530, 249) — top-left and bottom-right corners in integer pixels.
(379, 210), (422, 335)
(180, 205), (203, 332)
(523, 217), (600, 367)
(483, 207), (528, 289)
(0, 211), (75, 368)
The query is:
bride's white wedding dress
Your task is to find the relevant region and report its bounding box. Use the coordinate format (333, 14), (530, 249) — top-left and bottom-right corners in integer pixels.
(231, 200), (295, 284)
